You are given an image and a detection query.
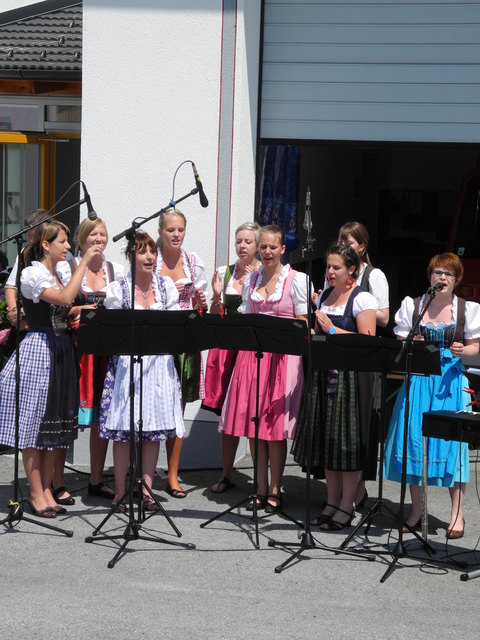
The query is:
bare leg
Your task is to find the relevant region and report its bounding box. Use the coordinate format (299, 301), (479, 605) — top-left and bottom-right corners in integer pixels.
(51, 447), (71, 500)
(166, 436), (185, 495)
(210, 433), (240, 492)
(321, 468), (342, 514)
(89, 425), (110, 487)
(405, 484), (422, 527)
(355, 478), (367, 506)
(112, 441), (130, 503)
(448, 482), (465, 532)
(142, 441), (160, 495)
(41, 449), (60, 509)
(249, 438), (268, 499)
(266, 440), (287, 506)
(336, 471), (359, 522)
(22, 448), (50, 512)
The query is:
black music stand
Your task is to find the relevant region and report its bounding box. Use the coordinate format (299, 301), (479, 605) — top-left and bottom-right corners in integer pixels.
(268, 333), (440, 573)
(330, 335), (441, 554)
(79, 308), (209, 567)
(199, 313), (307, 548)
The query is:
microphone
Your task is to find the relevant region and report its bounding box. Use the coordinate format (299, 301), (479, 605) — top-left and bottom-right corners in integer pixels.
(303, 187), (312, 232)
(192, 163), (209, 208)
(427, 282), (444, 295)
(81, 181), (97, 220)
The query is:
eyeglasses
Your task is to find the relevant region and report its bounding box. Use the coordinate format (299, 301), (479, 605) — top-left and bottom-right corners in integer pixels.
(432, 269), (455, 280)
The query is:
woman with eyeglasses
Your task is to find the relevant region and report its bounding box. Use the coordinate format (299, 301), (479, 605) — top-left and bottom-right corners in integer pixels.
(384, 252), (480, 539)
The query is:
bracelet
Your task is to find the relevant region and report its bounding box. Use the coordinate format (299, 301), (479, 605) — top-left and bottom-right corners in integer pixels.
(7, 307), (17, 312)
(328, 325), (336, 335)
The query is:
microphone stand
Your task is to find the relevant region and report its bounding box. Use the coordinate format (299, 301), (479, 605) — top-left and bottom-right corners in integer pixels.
(85, 188), (199, 567)
(380, 285), (440, 583)
(268, 190), (375, 572)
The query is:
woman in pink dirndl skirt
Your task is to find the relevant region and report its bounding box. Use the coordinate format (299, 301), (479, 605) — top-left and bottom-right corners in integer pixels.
(220, 225), (308, 513)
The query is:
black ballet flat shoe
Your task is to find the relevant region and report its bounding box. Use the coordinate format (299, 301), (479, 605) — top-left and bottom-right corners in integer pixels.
(52, 485), (75, 506)
(245, 495), (267, 512)
(320, 507), (354, 531)
(264, 494), (282, 514)
(88, 482), (115, 500)
(27, 499), (57, 519)
(354, 490), (368, 511)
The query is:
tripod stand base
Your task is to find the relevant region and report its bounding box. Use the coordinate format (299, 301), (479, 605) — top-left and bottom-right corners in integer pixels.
(85, 520), (196, 569)
(200, 492), (303, 549)
(1, 500), (74, 536)
(268, 530), (376, 574)
(85, 483), (195, 568)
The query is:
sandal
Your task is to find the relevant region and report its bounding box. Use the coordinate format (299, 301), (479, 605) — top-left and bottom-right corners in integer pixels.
(264, 494), (282, 514)
(142, 497), (160, 512)
(88, 482), (115, 500)
(320, 507), (354, 531)
(311, 503), (337, 526)
(166, 482), (187, 499)
(52, 485), (75, 506)
(111, 500), (127, 514)
(210, 476), (235, 494)
(245, 495), (267, 511)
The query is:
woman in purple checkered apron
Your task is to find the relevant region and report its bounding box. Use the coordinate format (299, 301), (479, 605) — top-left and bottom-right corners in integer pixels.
(156, 209), (208, 498)
(0, 221), (103, 518)
(98, 232), (184, 511)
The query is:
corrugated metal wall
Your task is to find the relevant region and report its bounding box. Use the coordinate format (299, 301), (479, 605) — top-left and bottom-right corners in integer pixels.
(260, 0), (480, 142)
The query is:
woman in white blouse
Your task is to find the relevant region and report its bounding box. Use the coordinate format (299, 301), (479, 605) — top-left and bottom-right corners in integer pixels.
(384, 252), (480, 539)
(156, 209), (208, 498)
(292, 243), (377, 530)
(98, 232), (184, 512)
(53, 218), (124, 505)
(0, 221), (101, 518)
(220, 225), (308, 513)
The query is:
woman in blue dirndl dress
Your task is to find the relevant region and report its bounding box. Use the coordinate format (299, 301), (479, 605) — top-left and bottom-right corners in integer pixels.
(384, 252), (480, 538)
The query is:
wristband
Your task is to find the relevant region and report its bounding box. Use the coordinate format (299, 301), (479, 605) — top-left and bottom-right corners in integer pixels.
(328, 325), (336, 335)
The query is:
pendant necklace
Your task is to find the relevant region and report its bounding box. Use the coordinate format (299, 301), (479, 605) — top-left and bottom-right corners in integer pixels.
(135, 284), (152, 299)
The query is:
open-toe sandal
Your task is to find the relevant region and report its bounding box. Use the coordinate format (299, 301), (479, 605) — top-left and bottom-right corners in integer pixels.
(52, 485), (75, 506)
(264, 494), (282, 514)
(142, 497), (160, 512)
(245, 495), (267, 511)
(210, 476), (235, 494)
(166, 482), (187, 499)
(311, 503), (337, 526)
(88, 482), (114, 500)
(321, 507), (354, 531)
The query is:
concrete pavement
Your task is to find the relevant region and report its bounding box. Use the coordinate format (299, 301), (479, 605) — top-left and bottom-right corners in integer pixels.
(0, 450), (479, 640)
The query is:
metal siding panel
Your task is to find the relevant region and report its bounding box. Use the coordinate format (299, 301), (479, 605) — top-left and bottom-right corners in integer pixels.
(261, 0), (480, 142)
(263, 43), (480, 64)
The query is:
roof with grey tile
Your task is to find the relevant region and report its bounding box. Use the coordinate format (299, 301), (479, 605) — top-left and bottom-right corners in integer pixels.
(0, 1), (82, 80)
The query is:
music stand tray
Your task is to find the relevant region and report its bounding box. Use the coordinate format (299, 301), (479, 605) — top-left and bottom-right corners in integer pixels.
(78, 308), (213, 566)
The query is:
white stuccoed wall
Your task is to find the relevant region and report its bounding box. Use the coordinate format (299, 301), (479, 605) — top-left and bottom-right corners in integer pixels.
(78, 0), (261, 468)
